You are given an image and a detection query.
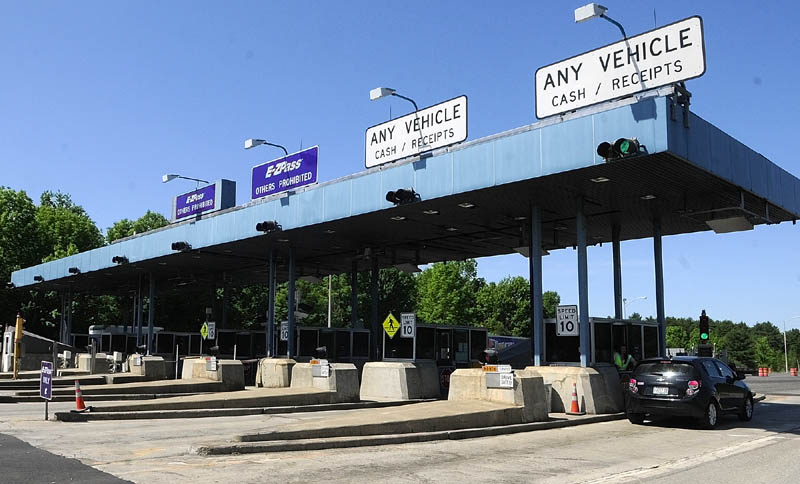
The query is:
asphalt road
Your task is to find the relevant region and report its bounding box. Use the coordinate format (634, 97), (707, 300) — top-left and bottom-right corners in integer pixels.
(1, 377), (799, 483)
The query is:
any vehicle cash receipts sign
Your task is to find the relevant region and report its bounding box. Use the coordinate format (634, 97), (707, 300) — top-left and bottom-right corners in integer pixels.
(535, 17), (705, 119)
(365, 96), (467, 168)
(251, 146), (318, 199)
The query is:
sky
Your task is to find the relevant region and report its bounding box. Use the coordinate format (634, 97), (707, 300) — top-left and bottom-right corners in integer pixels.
(1, 1), (799, 329)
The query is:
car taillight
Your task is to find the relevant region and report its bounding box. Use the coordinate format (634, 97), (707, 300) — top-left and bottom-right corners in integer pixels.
(629, 378), (638, 393)
(686, 380), (701, 396)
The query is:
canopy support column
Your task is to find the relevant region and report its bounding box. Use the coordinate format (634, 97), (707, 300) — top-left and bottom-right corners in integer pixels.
(612, 224), (623, 320)
(267, 248), (276, 357)
(351, 260), (359, 328)
(529, 205), (544, 366)
(287, 248), (296, 358)
(147, 273), (156, 356)
(653, 218), (666, 356)
(370, 255), (379, 361)
(577, 199), (590, 367)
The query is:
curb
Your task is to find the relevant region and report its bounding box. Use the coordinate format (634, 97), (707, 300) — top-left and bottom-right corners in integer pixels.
(54, 399), (433, 422)
(193, 413), (625, 455)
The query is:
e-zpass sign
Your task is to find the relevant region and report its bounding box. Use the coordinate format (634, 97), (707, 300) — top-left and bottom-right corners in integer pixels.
(251, 146), (318, 199)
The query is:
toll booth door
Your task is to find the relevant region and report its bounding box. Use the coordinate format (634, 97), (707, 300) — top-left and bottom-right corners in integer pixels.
(436, 329), (451, 366)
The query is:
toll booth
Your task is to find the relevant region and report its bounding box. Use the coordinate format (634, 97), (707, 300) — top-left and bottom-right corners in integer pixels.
(382, 323), (488, 395)
(544, 317), (660, 365)
(270, 326), (372, 365)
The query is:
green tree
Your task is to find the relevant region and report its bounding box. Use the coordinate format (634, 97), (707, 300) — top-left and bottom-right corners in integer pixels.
(36, 191), (104, 261)
(542, 290), (560, 319)
(107, 210), (169, 243)
(416, 260), (484, 326)
(666, 325), (688, 348)
(477, 276), (529, 336)
(753, 335), (776, 369)
(752, 322), (784, 353)
(725, 323), (756, 369)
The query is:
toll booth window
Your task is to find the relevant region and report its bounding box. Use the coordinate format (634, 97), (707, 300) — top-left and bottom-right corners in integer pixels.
(157, 333), (173, 354)
(384, 332), (413, 359)
(126, 335), (137, 354)
(218, 332), (235, 355)
(252, 332), (266, 357)
(470, 329), (487, 361)
(190, 334), (201, 355)
(335, 330), (351, 359)
(644, 326), (659, 358)
(175, 335), (190, 356)
(627, 325), (643, 360)
(416, 327), (435, 360)
(454, 329), (469, 362)
(102, 334), (112, 352)
(545, 323), (580, 362)
(352, 332), (369, 357)
(318, 331), (335, 359)
(74, 335), (88, 350)
(236, 332), (251, 357)
(298, 329), (318, 357)
(594, 322), (612, 364)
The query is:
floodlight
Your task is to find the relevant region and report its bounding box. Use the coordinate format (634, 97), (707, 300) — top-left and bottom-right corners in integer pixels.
(162, 174), (178, 183)
(171, 241), (192, 252)
(244, 138), (265, 149)
(574, 3), (607, 23)
(370, 87), (396, 101)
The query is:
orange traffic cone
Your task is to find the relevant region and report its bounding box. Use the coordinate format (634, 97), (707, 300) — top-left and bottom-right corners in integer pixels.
(566, 382), (585, 415)
(73, 380), (87, 412)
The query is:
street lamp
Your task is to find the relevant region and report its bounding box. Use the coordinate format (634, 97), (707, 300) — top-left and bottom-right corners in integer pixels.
(244, 138), (288, 156)
(370, 87), (419, 112)
(162, 174), (210, 189)
(783, 316), (800, 373)
(622, 296), (647, 320)
(574, 3), (627, 39)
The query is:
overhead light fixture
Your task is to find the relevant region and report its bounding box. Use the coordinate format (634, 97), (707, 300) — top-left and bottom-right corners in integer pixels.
(574, 3), (627, 38)
(422, 209), (440, 215)
(171, 241), (192, 252)
(162, 174), (209, 186)
(256, 220), (282, 234)
(158, 262), (168, 266)
(68, 267), (81, 274)
(112, 256), (129, 264)
(277, 238), (290, 243)
(390, 215), (407, 221)
(706, 216), (754, 234)
(457, 202), (476, 209)
(386, 188), (420, 205)
(593, 235), (604, 241)
(394, 263), (421, 273)
(590, 176), (610, 183)
(5, 282), (15, 289)
(640, 194), (656, 200)
(513, 216), (526, 221)
(300, 275), (323, 283)
(33, 275), (44, 282)
(244, 138), (288, 156)
(370, 87), (418, 111)
(324, 229), (336, 234)
(554, 224), (568, 231)
(444, 226), (459, 232)
(513, 246), (530, 258)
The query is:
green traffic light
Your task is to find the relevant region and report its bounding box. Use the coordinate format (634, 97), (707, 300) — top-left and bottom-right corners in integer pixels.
(619, 140), (631, 154)
(700, 332), (709, 340)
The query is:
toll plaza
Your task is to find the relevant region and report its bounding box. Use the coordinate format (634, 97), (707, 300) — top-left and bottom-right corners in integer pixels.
(7, 15), (800, 423)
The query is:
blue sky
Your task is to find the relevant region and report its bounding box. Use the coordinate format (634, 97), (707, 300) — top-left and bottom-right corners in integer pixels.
(1, 1), (798, 328)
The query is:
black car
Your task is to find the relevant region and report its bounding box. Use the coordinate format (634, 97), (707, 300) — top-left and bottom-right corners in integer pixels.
(625, 356), (754, 429)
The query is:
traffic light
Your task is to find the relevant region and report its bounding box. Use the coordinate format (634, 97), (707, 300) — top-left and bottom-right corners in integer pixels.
(699, 310), (710, 342)
(385, 188), (419, 205)
(597, 137), (641, 161)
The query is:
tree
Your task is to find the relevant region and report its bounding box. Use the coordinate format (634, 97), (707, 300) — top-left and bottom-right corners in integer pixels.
(416, 260), (484, 326)
(753, 335), (776, 369)
(0, 188), (43, 325)
(36, 190), (104, 261)
(724, 323), (756, 369)
(752, 322), (784, 353)
(542, 290), (560, 319)
(107, 210), (169, 243)
(666, 325), (688, 348)
(477, 276), (529, 336)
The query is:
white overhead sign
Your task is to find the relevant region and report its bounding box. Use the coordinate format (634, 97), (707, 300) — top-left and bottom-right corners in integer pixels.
(556, 305), (579, 337)
(535, 16), (705, 119)
(365, 96), (467, 168)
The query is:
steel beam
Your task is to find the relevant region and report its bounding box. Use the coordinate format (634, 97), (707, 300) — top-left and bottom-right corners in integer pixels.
(147, 273), (155, 355)
(529, 205), (544, 366)
(576, 199), (590, 367)
(351, 260), (359, 328)
(612, 224), (623, 320)
(267, 248), (276, 357)
(370, 256), (379, 361)
(287, 247), (296, 358)
(653, 218), (666, 356)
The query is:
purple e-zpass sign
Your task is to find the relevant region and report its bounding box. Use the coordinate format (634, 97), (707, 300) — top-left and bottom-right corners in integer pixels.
(175, 184), (216, 220)
(251, 146), (318, 199)
(40, 361), (53, 400)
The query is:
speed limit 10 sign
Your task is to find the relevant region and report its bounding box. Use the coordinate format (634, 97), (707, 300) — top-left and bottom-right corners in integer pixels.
(556, 305), (579, 336)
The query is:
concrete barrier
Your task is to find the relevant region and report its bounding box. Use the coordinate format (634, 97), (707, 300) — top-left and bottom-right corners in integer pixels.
(290, 363), (359, 403)
(127, 355), (166, 380)
(190, 359), (245, 391)
(76, 353), (109, 374)
(255, 358), (296, 388)
(524, 365), (623, 414)
(448, 368), (549, 422)
(359, 361), (440, 401)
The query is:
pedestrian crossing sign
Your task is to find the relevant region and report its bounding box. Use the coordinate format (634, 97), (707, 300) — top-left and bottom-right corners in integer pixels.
(382, 313), (400, 338)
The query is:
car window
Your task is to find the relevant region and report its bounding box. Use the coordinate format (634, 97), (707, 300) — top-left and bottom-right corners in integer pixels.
(715, 361), (734, 379)
(634, 362), (696, 377)
(702, 360), (721, 377)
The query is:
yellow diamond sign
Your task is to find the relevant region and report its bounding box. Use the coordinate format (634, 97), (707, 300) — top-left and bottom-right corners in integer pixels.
(200, 322), (209, 340)
(382, 313), (400, 338)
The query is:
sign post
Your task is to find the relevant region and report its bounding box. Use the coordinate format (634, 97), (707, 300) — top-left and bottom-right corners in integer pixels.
(556, 305), (579, 337)
(535, 17), (705, 118)
(40, 361), (53, 420)
(365, 96), (468, 168)
(400, 312), (417, 361)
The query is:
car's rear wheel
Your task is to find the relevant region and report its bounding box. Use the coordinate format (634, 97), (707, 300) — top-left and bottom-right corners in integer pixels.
(627, 412), (645, 424)
(738, 396), (754, 421)
(700, 401), (718, 429)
